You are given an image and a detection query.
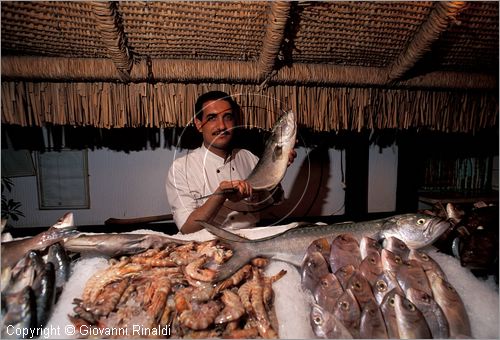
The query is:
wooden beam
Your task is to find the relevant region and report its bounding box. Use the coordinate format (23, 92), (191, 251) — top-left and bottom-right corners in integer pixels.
(1, 56), (496, 90)
(387, 1), (467, 81)
(257, 1), (291, 83)
(90, 1), (132, 82)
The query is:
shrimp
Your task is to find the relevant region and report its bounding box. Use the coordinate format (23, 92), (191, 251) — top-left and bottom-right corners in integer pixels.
(184, 255), (216, 282)
(90, 277), (130, 316)
(250, 282), (278, 339)
(216, 264), (252, 292)
(178, 300), (221, 330)
(215, 290), (245, 324)
(251, 257), (270, 268)
(263, 269), (287, 307)
(237, 280), (255, 315)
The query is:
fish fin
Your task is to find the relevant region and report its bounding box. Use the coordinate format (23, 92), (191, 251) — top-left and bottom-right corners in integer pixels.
(196, 220), (251, 242)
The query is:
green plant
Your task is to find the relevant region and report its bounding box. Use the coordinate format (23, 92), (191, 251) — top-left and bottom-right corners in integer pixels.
(1, 177), (24, 222)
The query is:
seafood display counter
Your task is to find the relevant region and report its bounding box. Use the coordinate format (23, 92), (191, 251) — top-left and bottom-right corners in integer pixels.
(3, 221), (499, 339)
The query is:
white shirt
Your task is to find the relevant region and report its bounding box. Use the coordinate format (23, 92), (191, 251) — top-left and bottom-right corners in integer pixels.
(166, 144), (262, 232)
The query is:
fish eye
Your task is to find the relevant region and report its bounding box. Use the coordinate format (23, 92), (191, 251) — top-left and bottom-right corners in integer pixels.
(353, 282), (362, 290)
(340, 301), (349, 310)
(408, 302), (416, 311)
(376, 280), (387, 291)
(370, 257), (376, 264)
(389, 297), (395, 306)
(313, 316), (322, 324)
(321, 279), (328, 287)
(420, 253), (429, 261)
(395, 256), (402, 264)
(417, 218), (426, 225)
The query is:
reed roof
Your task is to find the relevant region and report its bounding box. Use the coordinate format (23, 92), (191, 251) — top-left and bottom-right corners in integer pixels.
(1, 1), (498, 132)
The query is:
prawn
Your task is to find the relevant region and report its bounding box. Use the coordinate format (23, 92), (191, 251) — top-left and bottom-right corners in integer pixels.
(215, 289), (245, 324)
(184, 255), (216, 282)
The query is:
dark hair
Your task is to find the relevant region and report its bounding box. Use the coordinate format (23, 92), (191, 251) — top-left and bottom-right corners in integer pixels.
(194, 91), (240, 121)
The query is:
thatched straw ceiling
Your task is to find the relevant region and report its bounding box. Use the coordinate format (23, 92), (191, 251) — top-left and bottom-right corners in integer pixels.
(1, 1), (498, 88)
(0, 1), (498, 132)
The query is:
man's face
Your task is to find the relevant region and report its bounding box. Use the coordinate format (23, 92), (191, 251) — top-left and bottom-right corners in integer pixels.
(195, 99), (236, 155)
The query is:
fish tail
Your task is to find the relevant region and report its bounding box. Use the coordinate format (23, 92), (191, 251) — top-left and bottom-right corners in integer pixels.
(195, 220), (257, 282)
(214, 240), (255, 282)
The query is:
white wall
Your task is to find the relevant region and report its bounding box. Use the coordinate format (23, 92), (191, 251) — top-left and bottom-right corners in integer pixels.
(5, 144), (398, 228)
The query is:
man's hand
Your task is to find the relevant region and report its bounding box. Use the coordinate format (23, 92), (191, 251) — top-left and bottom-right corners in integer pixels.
(218, 180), (253, 202)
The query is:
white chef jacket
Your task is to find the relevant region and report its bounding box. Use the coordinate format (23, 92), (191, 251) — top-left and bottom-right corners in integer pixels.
(166, 144), (269, 232)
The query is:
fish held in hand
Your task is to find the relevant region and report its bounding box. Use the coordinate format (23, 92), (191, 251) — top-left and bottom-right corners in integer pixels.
(245, 110), (297, 191)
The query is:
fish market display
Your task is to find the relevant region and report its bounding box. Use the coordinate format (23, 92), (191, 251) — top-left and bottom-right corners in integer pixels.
(245, 110), (297, 191)
(198, 213), (451, 281)
(69, 239), (285, 339)
(302, 233), (471, 339)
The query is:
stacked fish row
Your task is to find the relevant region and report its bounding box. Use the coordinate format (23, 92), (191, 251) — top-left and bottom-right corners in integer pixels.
(1, 243), (71, 338)
(301, 234), (471, 339)
(70, 240), (285, 339)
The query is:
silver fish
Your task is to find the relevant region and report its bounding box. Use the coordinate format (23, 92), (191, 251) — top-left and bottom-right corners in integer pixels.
(245, 110), (296, 191)
(379, 289), (399, 339)
(358, 251), (382, 285)
(380, 249), (404, 275)
(32, 262), (56, 328)
(372, 271), (404, 306)
(333, 288), (360, 338)
(198, 213), (450, 281)
(406, 287), (449, 339)
(313, 273), (343, 313)
(47, 242), (71, 288)
(383, 236), (410, 260)
(1, 286), (36, 337)
(310, 303), (353, 339)
(346, 270), (376, 309)
(409, 249), (447, 280)
(396, 259), (432, 297)
(426, 269), (471, 337)
(393, 293), (431, 338)
(359, 299), (388, 339)
(1, 212), (77, 269)
(328, 233), (360, 273)
(63, 233), (188, 257)
(306, 237), (330, 261)
(301, 251), (330, 292)
(359, 236), (381, 260)
(335, 264), (356, 291)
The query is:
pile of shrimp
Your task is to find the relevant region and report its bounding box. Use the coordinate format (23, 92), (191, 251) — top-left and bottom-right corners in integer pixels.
(68, 240), (286, 339)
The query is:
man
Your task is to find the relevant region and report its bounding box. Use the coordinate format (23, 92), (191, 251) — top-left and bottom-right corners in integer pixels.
(166, 91), (296, 234)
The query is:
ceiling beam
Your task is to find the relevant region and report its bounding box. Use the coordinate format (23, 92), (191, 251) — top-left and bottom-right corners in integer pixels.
(1, 56), (496, 90)
(257, 1), (292, 84)
(90, 1), (132, 82)
(386, 1), (467, 82)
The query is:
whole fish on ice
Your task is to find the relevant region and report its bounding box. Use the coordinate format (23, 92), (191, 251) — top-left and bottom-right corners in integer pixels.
(1, 212), (77, 269)
(198, 213), (451, 281)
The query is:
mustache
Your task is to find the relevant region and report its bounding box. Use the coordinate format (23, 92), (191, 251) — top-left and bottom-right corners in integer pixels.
(213, 129), (230, 136)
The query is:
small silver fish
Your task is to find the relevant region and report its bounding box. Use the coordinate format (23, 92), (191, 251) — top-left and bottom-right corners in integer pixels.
(408, 249), (447, 280)
(47, 242), (71, 288)
(383, 236), (410, 260)
(396, 259), (432, 297)
(333, 288), (361, 338)
(379, 289), (399, 339)
(346, 270), (376, 309)
(406, 287), (449, 339)
(426, 269), (471, 337)
(359, 299), (388, 339)
(329, 233), (361, 273)
(301, 251), (330, 292)
(313, 273), (344, 313)
(310, 303), (353, 339)
(359, 236), (381, 260)
(358, 251), (382, 285)
(335, 264), (356, 291)
(393, 293), (431, 338)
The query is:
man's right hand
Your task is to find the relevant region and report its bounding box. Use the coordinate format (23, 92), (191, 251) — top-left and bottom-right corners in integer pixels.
(218, 180), (253, 202)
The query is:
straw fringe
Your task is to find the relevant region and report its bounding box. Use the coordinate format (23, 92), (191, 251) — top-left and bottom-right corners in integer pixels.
(1, 81), (497, 133)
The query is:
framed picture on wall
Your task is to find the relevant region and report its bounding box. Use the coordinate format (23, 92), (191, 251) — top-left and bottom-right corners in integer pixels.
(36, 150), (90, 209)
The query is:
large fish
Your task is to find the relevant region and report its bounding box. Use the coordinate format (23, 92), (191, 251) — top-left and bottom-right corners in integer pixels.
(1, 212), (77, 269)
(198, 213), (450, 281)
(63, 233), (188, 257)
(245, 110), (296, 191)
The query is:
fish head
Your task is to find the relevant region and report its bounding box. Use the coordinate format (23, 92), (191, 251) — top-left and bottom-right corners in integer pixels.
(272, 110), (297, 146)
(53, 212), (74, 229)
(310, 303), (330, 337)
(380, 213), (452, 249)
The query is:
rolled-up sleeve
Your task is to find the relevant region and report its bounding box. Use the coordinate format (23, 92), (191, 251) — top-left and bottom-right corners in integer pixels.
(166, 160), (199, 231)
